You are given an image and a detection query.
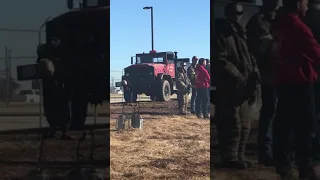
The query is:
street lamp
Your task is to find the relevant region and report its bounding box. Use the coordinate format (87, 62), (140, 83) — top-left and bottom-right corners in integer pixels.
(143, 6), (154, 51)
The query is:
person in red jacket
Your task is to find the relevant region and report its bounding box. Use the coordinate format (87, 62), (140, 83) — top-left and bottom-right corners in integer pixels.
(195, 58), (210, 119)
(271, 0), (320, 178)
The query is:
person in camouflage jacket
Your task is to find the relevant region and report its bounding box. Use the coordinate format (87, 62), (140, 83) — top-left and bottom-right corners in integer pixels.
(176, 62), (191, 115)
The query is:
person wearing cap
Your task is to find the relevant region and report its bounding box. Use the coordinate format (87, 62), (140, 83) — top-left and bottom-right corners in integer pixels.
(195, 58), (210, 119)
(212, 2), (260, 169)
(246, 0), (281, 167)
(176, 62), (191, 115)
(37, 36), (72, 140)
(187, 56), (198, 114)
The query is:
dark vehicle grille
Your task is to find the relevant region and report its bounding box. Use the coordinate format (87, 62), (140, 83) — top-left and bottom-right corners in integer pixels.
(125, 67), (154, 93)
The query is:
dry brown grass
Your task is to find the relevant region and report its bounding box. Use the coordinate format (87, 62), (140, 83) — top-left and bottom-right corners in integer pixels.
(110, 114), (210, 180)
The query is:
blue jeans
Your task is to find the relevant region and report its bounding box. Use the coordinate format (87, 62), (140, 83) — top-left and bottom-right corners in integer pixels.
(190, 88), (197, 112)
(124, 90), (137, 103)
(195, 88), (209, 115)
(258, 84), (277, 159)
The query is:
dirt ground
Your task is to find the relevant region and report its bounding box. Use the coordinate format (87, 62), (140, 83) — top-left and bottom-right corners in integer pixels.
(110, 101), (210, 179)
(0, 129), (109, 179)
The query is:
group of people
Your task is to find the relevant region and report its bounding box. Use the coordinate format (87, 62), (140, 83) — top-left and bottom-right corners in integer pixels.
(212, 0), (320, 179)
(176, 56), (210, 118)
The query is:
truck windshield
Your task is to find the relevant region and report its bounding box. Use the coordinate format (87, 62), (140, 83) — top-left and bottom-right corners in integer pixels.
(136, 53), (166, 64)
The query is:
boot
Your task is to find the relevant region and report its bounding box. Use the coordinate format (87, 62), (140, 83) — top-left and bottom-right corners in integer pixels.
(60, 124), (73, 140)
(258, 155), (275, 167)
(179, 111), (188, 115)
(216, 160), (248, 169)
(43, 127), (56, 139)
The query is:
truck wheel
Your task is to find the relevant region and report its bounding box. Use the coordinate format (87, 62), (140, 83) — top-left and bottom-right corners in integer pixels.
(158, 80), (171, 102)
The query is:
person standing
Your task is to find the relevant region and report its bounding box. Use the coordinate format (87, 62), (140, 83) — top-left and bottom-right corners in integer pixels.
(246, 0), (281, 166)
(176, 62), (191, 115)
(304, 0), (320, 169)
(37, 37), (72, 140)
(195, 58), (210, 119)
(205, 59), (211, 113)
(187, 56), (198, 114)
(213, 2), (260, 169)
(271, 0), (320, 178)
(122, 79), (136, 105)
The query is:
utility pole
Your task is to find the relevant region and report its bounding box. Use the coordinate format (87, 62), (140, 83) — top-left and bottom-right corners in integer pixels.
(111, 76), (114, 93)
(4, 46), (11, 107)
(143, 6), (154, 51)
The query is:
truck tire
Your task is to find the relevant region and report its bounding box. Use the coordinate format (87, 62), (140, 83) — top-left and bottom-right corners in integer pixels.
(158, 80), (171, 102)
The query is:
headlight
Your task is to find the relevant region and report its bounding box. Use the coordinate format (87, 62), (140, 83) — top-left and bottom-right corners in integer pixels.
(126, 73), (129, 76)
(150, 72), (153, 75)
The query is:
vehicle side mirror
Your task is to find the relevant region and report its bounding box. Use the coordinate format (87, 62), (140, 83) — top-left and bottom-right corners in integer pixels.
(131, 57), (134, 64)
(67, 0), (73, 9)
(115, 82), (122, 87)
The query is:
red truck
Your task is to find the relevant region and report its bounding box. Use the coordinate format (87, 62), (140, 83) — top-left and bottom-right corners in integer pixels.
(117, 50), (190, 102)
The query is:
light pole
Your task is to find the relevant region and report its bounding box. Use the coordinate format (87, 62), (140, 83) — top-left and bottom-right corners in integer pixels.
(143, 6), (154, 51)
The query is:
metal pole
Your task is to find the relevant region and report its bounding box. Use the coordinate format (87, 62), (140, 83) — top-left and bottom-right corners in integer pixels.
(7, 50), (12, 106)
(4, 46), (8, 107)
(151, 7), (154, 51)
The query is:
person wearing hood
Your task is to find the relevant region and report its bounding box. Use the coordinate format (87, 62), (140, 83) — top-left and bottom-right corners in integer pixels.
(271, 0), (320, 178)
(187, 56), (198, 114)
(195, 58), (210, 119)
(212, 2), (260, 169)
(246, 0), (281, 167)
(176, 62), (191, 115)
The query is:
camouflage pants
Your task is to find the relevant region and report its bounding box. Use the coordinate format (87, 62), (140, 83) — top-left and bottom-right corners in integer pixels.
(215, 100), (252, 162)
(177, 92), (189, 113)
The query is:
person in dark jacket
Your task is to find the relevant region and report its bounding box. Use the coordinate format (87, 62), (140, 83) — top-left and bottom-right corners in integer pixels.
(213, 2), (260, 169)
(195, 58), (210, 119)
(37, 37), (72, 140)
(176, 62), (191, 115)
(246, 0), (281, 167)
(122, 79), (136, 105)
(271, 0), (320, 178)
(187, 56), (198, 114)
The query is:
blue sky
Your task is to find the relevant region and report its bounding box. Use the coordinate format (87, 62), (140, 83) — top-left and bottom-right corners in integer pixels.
(110, 0), (210, 82)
